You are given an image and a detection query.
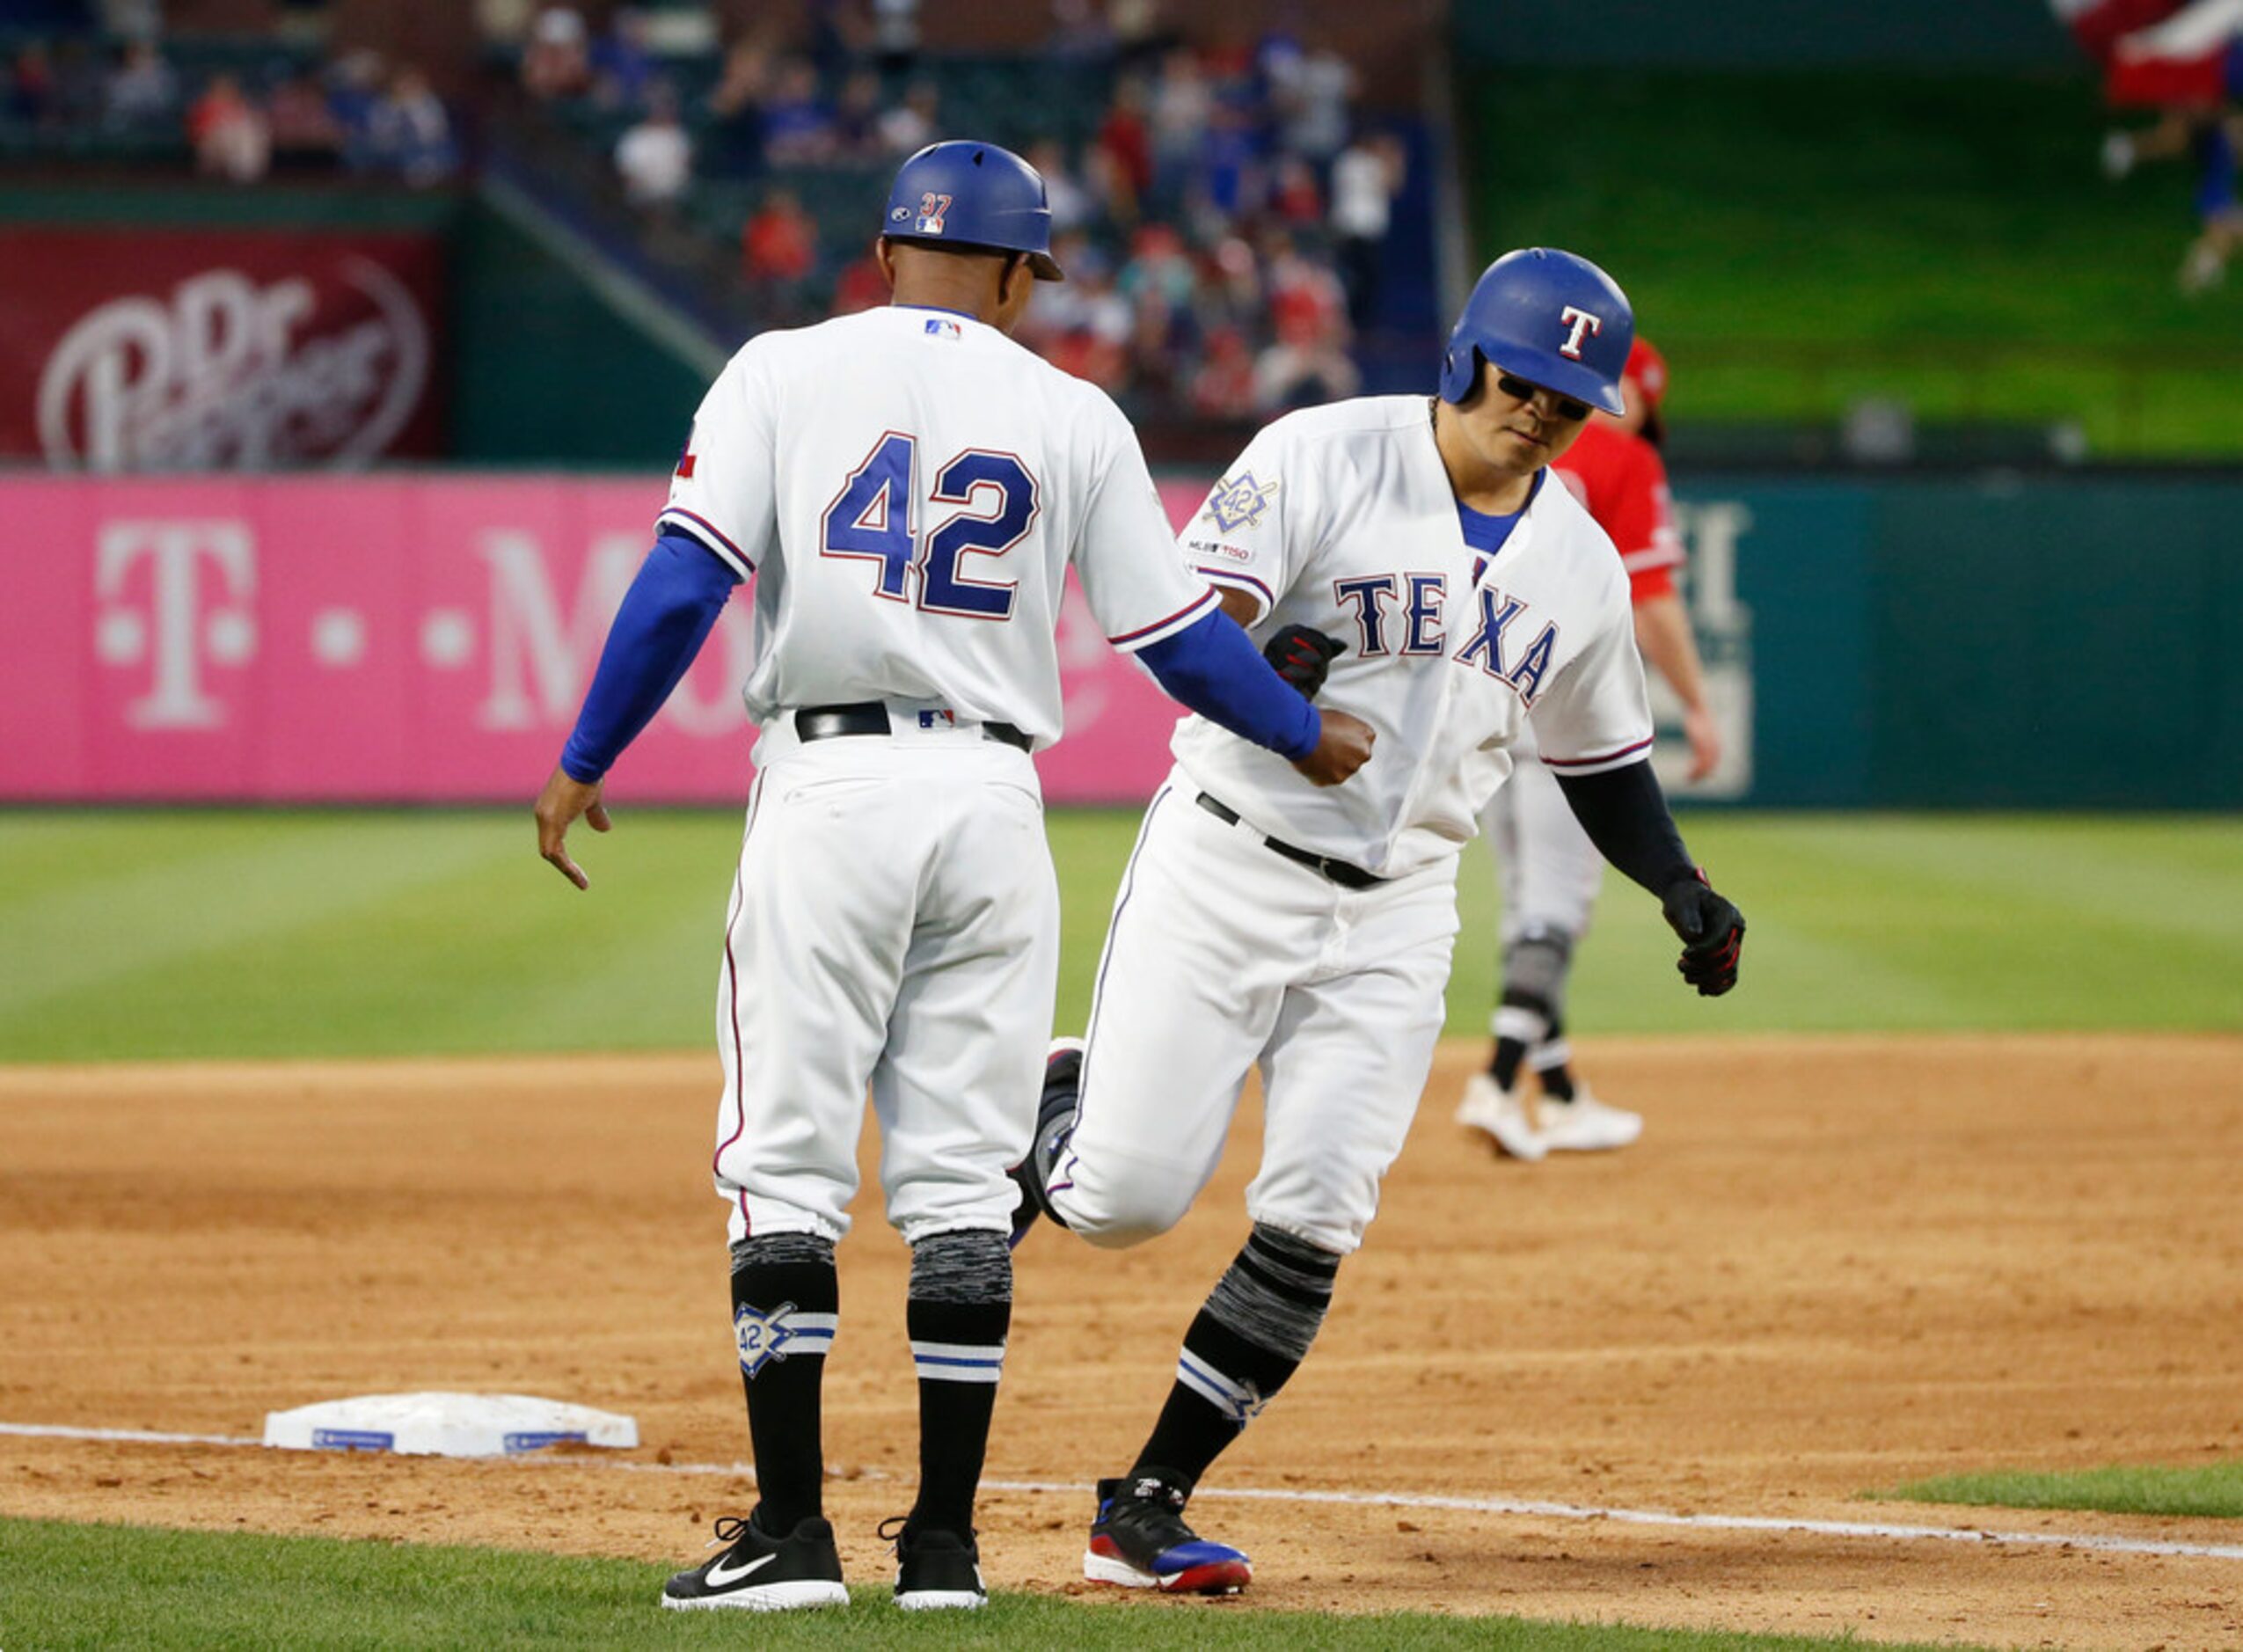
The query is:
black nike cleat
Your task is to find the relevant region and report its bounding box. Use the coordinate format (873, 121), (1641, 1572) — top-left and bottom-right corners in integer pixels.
(883, 1517), (987, 1611)
(661, 1509), (847, 1612)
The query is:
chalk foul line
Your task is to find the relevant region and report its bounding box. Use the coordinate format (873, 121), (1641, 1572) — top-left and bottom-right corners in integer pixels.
(4, 1420), (2239, 1563)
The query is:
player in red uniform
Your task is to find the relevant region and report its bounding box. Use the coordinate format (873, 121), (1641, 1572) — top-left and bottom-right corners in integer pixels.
(1457, 339), (1723, 1159)
(2060, 0), (2243, 290)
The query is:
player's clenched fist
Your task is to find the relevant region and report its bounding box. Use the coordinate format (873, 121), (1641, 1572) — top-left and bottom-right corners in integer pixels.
(535, 764), (611, 890)
(1659, 873), (1744, 997)
(1292, 708), (1375, 786)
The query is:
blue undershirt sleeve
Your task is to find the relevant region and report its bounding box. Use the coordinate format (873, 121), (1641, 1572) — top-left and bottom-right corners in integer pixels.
(559, 531), (742, 782)
(1136, 606), (1321, 762)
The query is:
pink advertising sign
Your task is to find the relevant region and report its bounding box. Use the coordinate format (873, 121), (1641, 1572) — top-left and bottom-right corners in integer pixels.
(0, 474), (1212, 806)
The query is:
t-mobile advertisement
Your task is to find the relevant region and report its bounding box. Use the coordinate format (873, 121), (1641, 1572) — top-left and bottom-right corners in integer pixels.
(1, 472), (1750, 806)
(0, 475), (1208, 805)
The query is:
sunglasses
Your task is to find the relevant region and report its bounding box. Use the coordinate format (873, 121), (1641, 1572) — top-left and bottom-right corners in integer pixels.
(1494, 371), (1592, 423)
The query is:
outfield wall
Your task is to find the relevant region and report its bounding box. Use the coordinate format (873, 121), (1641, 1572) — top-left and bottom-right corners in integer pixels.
(1, 471), (2236, 808)
(1698, 473), (2243, 808)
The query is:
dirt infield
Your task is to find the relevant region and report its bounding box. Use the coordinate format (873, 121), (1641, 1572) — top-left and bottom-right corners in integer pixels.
(4, 1036), (2239, 1648)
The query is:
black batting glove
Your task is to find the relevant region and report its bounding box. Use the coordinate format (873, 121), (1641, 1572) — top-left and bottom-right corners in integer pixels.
(1660, 872), (1745, 998)
(1263, 625), (1345, 700)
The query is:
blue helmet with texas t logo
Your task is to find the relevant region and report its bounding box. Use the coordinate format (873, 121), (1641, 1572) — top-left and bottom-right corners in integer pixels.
(1438, 247), (1633, 415)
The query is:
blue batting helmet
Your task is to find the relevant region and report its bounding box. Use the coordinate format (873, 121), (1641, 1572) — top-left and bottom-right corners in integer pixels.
(1438, 248), (1633, 415)
(882, 140), (1065, 281)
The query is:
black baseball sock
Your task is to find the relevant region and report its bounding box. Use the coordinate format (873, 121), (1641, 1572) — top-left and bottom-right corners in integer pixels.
(907, 1230), (1012, 1536)
(729, 1232), (839, 1533)
(1492, 1037), (1529, 1089)
(1494, 934), (1572, 1093)
(1532, 1015), (1576, 1101)
(1491, 987), (1554, 1092)
(1129, 1224), (1340, 1489)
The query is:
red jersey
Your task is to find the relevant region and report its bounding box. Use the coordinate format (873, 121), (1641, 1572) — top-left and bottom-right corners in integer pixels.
(2060, 0), (2226, 107)
(1550, 420), (1682, 605)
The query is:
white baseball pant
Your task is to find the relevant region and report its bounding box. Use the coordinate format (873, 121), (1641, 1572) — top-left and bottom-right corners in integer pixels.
(712, 714), (1059, 1246)
(1048, 771), (1459, 1256)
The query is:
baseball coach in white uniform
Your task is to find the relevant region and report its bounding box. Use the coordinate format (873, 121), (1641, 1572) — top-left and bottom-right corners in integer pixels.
(532, 140), (1373, 1615)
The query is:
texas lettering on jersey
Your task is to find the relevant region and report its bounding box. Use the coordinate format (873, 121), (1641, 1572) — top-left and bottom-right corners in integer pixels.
(1173, 395), (1654, 879)
(1332, 574), (1561, 705)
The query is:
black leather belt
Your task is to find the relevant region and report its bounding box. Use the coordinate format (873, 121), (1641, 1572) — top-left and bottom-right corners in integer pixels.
(1195, 792), (1386, 890)
(793, 700), (1031, 752)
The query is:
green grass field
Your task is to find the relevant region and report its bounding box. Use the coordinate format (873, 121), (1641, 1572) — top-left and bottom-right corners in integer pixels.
(4, 807), (2232, 1648)
(0, 1519), (1984, 1652)
(1877, 1461), (2243, 1521)
(1465, 69), (2243, 457)
(3, 809), (2239, 1063)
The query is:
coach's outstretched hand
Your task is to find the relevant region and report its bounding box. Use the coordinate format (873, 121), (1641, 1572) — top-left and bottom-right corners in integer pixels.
(535, 764), (611, 891)
(1294, 708), (1375, 786)
(1263, 625), (1345, 700)
(1660, 873), (1745, 997)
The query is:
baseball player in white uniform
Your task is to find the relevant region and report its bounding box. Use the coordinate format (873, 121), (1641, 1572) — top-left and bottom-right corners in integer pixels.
(1009, 249), (1746, 1595)
(532, 140), (1371, 1614)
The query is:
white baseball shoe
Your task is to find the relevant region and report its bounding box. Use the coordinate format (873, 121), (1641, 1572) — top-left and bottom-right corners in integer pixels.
(2180, 240), (2227, 295)
(1455, 1072), (1547, 1161)
(1536, 1085), (1643, 1152)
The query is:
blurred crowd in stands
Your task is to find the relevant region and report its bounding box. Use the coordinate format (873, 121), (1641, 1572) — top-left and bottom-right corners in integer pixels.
(2, 7), (459, 186)
(3, 0), (1415, 425)
(499, 3), (1409, 420)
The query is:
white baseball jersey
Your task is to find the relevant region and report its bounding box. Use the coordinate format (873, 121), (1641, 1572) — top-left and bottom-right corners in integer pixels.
(659, 303), (1217, 745)
(669, 302), (1213, 1249)
(1175, 394), (1655, 877)
(1048, 396), (1662, 1259)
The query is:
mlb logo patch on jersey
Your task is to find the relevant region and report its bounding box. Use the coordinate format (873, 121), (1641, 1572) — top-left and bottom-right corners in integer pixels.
(924, 318), (962, 341)
(917, 708), (958, 728)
